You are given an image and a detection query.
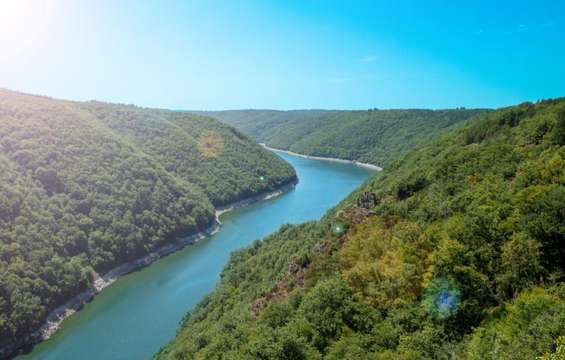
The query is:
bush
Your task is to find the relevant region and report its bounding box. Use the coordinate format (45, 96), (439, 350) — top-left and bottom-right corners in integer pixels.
(466, 288), (565, 360)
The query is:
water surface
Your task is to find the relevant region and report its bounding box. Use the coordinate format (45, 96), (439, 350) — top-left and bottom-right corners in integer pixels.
(19, 152), (374, 360)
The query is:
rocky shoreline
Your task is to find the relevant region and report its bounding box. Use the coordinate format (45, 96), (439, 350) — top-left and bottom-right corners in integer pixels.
(0, 180), (297, 360)
(215, 181), (297, 221)
(260, 144), (383, 171)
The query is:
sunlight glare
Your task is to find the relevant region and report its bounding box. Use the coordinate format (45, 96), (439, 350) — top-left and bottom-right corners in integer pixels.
(0, 0), (56, 58)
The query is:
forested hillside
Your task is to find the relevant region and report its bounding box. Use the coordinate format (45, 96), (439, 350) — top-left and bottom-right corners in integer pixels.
(199, 108), (489, 167)
(158, 99), (565, 359)
(0, 89), (296, 349)
(193, 110), (335, 142)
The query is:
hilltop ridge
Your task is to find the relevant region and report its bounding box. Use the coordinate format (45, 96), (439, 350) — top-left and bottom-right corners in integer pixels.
(159, 99), (565, 359)
(0, 89), (296, 355)
(198, 108), (489, 167)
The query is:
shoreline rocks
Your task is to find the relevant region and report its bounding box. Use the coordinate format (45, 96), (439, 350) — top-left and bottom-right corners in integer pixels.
(1, 180), (297, 360)
(260, 144), (383, 171)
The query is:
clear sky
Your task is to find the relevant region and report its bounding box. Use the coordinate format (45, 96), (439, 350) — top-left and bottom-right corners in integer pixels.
(1, 0), (564, 110)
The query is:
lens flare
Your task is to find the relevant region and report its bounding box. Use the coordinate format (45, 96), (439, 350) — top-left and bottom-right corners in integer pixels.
(331, 222), (345, 236)
(422, 277), (461, 319)
(197, 131), (224, 157)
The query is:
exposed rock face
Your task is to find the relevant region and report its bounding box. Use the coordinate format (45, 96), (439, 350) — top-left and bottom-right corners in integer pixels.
(251, 255), (310, 317)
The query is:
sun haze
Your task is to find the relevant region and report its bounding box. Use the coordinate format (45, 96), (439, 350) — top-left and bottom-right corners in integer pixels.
(1, 1), (564, 110)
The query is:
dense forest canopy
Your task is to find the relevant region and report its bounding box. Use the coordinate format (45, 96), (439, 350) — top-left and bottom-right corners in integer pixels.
(0, 89), (296, 348)
(198, 108), (489, 167)
(158, 99), (565, 359)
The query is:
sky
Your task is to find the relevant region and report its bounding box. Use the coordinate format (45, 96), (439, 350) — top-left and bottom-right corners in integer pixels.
(1, 0), (564, 110)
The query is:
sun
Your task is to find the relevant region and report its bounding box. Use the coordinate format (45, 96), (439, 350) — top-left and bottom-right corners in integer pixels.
(0, 0), (56, 58)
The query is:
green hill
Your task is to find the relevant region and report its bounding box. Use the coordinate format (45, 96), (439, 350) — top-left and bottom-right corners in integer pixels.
(0, 89), (296, 348)
(198, 108), (489, 167)
(158, 99), (565, 359)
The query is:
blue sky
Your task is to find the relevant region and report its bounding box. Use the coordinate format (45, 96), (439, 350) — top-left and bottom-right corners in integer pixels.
(1, 0), (564, 110)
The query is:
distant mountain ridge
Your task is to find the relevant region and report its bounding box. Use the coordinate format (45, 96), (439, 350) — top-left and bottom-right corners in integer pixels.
(196, 108), (490, 167)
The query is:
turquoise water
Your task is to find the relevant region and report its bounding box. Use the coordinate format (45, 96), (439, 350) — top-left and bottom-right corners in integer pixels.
(18, 152), (374, 360)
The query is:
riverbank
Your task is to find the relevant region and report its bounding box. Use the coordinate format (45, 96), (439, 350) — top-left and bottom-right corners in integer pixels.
(2, 180), (297, 360)
(215, 181), (297, 222)
(260, 144), (383, 171)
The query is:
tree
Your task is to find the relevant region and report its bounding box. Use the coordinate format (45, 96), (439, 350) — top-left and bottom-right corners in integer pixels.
(497, 232), (543, 299)
(553, 105), (565, 145)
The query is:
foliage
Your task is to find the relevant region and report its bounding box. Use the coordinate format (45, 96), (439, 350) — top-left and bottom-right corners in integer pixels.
(83, 102), (296, 206)
(340, 218), (431, 309)
(158, 98), (565, 359)
(199, 108), (489, 167)
(466, 288), (565, 359)
(539, 336), (565, 360)
(0, 89), (296, 345)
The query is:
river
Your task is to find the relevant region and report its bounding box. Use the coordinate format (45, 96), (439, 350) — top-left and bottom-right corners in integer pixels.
(17, 151), (375, 360)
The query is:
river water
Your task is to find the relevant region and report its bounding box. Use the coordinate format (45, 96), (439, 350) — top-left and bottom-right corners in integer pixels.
(18, 151), (374, 360)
